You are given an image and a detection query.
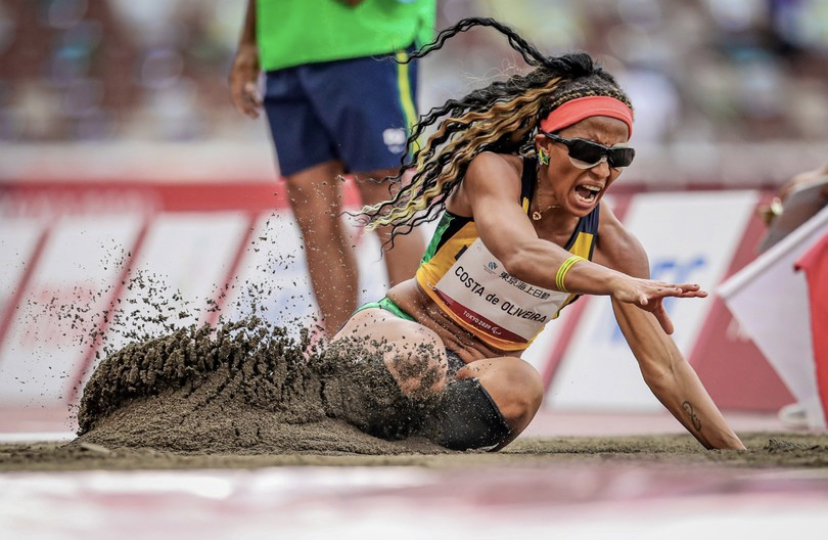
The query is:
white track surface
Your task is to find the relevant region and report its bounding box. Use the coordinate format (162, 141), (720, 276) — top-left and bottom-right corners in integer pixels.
(3, 465), (828, 540)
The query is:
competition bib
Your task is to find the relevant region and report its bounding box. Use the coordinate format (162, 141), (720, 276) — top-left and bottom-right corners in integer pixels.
(432, 239), (571, 343)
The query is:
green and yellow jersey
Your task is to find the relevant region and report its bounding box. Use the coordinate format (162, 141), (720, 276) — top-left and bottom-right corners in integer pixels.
(415, 157), (599, 351)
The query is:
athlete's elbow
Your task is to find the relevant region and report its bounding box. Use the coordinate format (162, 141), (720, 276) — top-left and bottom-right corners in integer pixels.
(499, 248), (536, 282)
(639, 357), (678, 394)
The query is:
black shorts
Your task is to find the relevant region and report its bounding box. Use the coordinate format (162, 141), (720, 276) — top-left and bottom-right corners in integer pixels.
(445, 350), (467, 376)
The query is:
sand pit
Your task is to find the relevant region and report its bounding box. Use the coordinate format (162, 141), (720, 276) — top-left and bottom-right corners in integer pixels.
(2, 432), (827, 472)
(69, 317), (447, 457)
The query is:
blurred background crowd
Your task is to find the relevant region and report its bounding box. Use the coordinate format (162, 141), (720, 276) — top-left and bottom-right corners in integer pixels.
(1, 0), (827, 185)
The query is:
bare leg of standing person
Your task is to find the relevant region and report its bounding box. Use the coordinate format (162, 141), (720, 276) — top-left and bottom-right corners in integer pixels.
(354, 168), (424, 285)
(283, 160), (358, 335)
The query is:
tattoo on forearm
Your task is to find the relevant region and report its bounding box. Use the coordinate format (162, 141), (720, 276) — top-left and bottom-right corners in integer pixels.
(683, 401), (702, 431)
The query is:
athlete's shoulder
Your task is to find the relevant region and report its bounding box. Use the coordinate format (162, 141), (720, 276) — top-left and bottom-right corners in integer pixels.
(465, 152), (524, 192)
(450, 153), (523, 215)
(468, 152), (523, 176)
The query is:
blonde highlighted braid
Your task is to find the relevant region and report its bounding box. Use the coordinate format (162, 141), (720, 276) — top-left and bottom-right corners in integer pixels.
(360, 18), (632, 242)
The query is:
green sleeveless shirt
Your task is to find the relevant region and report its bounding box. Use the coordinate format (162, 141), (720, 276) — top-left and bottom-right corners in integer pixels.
(256, 0), (436, 72)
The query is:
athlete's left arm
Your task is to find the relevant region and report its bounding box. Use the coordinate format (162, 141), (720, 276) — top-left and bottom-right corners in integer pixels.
(594, 207), (745, 450)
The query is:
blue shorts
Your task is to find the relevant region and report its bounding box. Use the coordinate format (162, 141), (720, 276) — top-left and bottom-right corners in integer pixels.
(263, 49), (419, 177)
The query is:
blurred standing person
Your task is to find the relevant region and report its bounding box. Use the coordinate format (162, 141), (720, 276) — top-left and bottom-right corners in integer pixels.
(229, 0), (435, 334)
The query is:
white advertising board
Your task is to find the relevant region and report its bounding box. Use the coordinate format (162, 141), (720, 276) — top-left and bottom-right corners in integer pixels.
(0, 218), (44, 316)
(0, 215), (144, 405)
(95, 212), (252, 358)
(719, 206), (828, 428)
(224, 210), (395, 335)
(548, 191), (759, 411)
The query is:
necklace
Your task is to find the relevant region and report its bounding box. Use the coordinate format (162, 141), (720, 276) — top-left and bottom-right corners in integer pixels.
(532, 205), (559, 221)
(532, 163), (559, 220)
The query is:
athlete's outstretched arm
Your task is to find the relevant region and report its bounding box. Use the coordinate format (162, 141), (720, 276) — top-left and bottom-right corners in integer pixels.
(595, 209), (745, 450)
(611, 298), (745, 449)
(457, 152), (706, 334)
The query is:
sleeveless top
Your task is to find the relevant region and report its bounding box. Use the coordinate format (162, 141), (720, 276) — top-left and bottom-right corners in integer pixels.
(415, 156), (600, 351)
(257, 0), (436, 72)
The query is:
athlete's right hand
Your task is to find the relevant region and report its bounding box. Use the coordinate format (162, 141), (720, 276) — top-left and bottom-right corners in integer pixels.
(229, 44), (262, 119)
(610, 275), (707, 335)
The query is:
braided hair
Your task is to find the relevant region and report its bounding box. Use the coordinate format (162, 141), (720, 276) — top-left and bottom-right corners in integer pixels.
(362, 18), (632, 241)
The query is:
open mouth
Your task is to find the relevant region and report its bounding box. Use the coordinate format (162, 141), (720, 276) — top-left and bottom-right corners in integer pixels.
(575, 184), (602, 203)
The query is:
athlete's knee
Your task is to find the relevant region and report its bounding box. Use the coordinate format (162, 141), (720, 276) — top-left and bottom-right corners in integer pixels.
(502, 361), (544, 419)
(320, 342), (432, 441)
(460, 358), (543, 429)
(501, 364), (543, 429)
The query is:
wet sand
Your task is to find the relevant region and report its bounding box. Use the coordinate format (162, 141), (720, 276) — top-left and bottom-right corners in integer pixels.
(2, 432), (827, 472)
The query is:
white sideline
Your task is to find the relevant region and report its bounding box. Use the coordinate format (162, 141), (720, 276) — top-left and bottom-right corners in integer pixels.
(0, 431), (75, 444)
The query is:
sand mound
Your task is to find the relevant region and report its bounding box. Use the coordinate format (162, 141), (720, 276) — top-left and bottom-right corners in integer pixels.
(75, 317), (447, 455)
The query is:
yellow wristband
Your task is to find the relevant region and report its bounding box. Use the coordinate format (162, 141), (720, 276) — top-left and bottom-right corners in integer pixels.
(555, 255), (585, 293)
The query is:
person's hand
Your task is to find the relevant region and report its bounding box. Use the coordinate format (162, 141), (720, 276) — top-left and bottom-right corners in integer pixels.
(610, 275), (707, 335)
(229, 44), (262, 119)
(777, 163), (828, 202)
(758, 163), (828, 226)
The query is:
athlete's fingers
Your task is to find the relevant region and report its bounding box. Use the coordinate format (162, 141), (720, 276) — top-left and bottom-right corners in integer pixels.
(643, 285), (681, 301)
(673, 283), (706, 295)
(671, 285), (707, 298)
(669, 282), (700, 290)
(653, 282), (707, 299)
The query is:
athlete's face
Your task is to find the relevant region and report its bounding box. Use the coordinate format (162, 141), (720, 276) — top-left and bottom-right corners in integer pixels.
(535, 116), (631, 217)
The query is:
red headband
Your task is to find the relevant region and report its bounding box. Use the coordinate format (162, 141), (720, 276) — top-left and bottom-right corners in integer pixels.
(540, 96), (634, 137)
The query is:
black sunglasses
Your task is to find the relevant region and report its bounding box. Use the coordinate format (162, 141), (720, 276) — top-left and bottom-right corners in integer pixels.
(541, 130), (635, 169)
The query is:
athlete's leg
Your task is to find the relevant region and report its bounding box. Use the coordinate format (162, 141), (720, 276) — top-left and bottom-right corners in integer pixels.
(336, 308), (542, 450)
(353, 168), (424, 285)
(327, 307), (449, 440)
(333, 307), (449, 395)
(283, 160), (358, 334)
